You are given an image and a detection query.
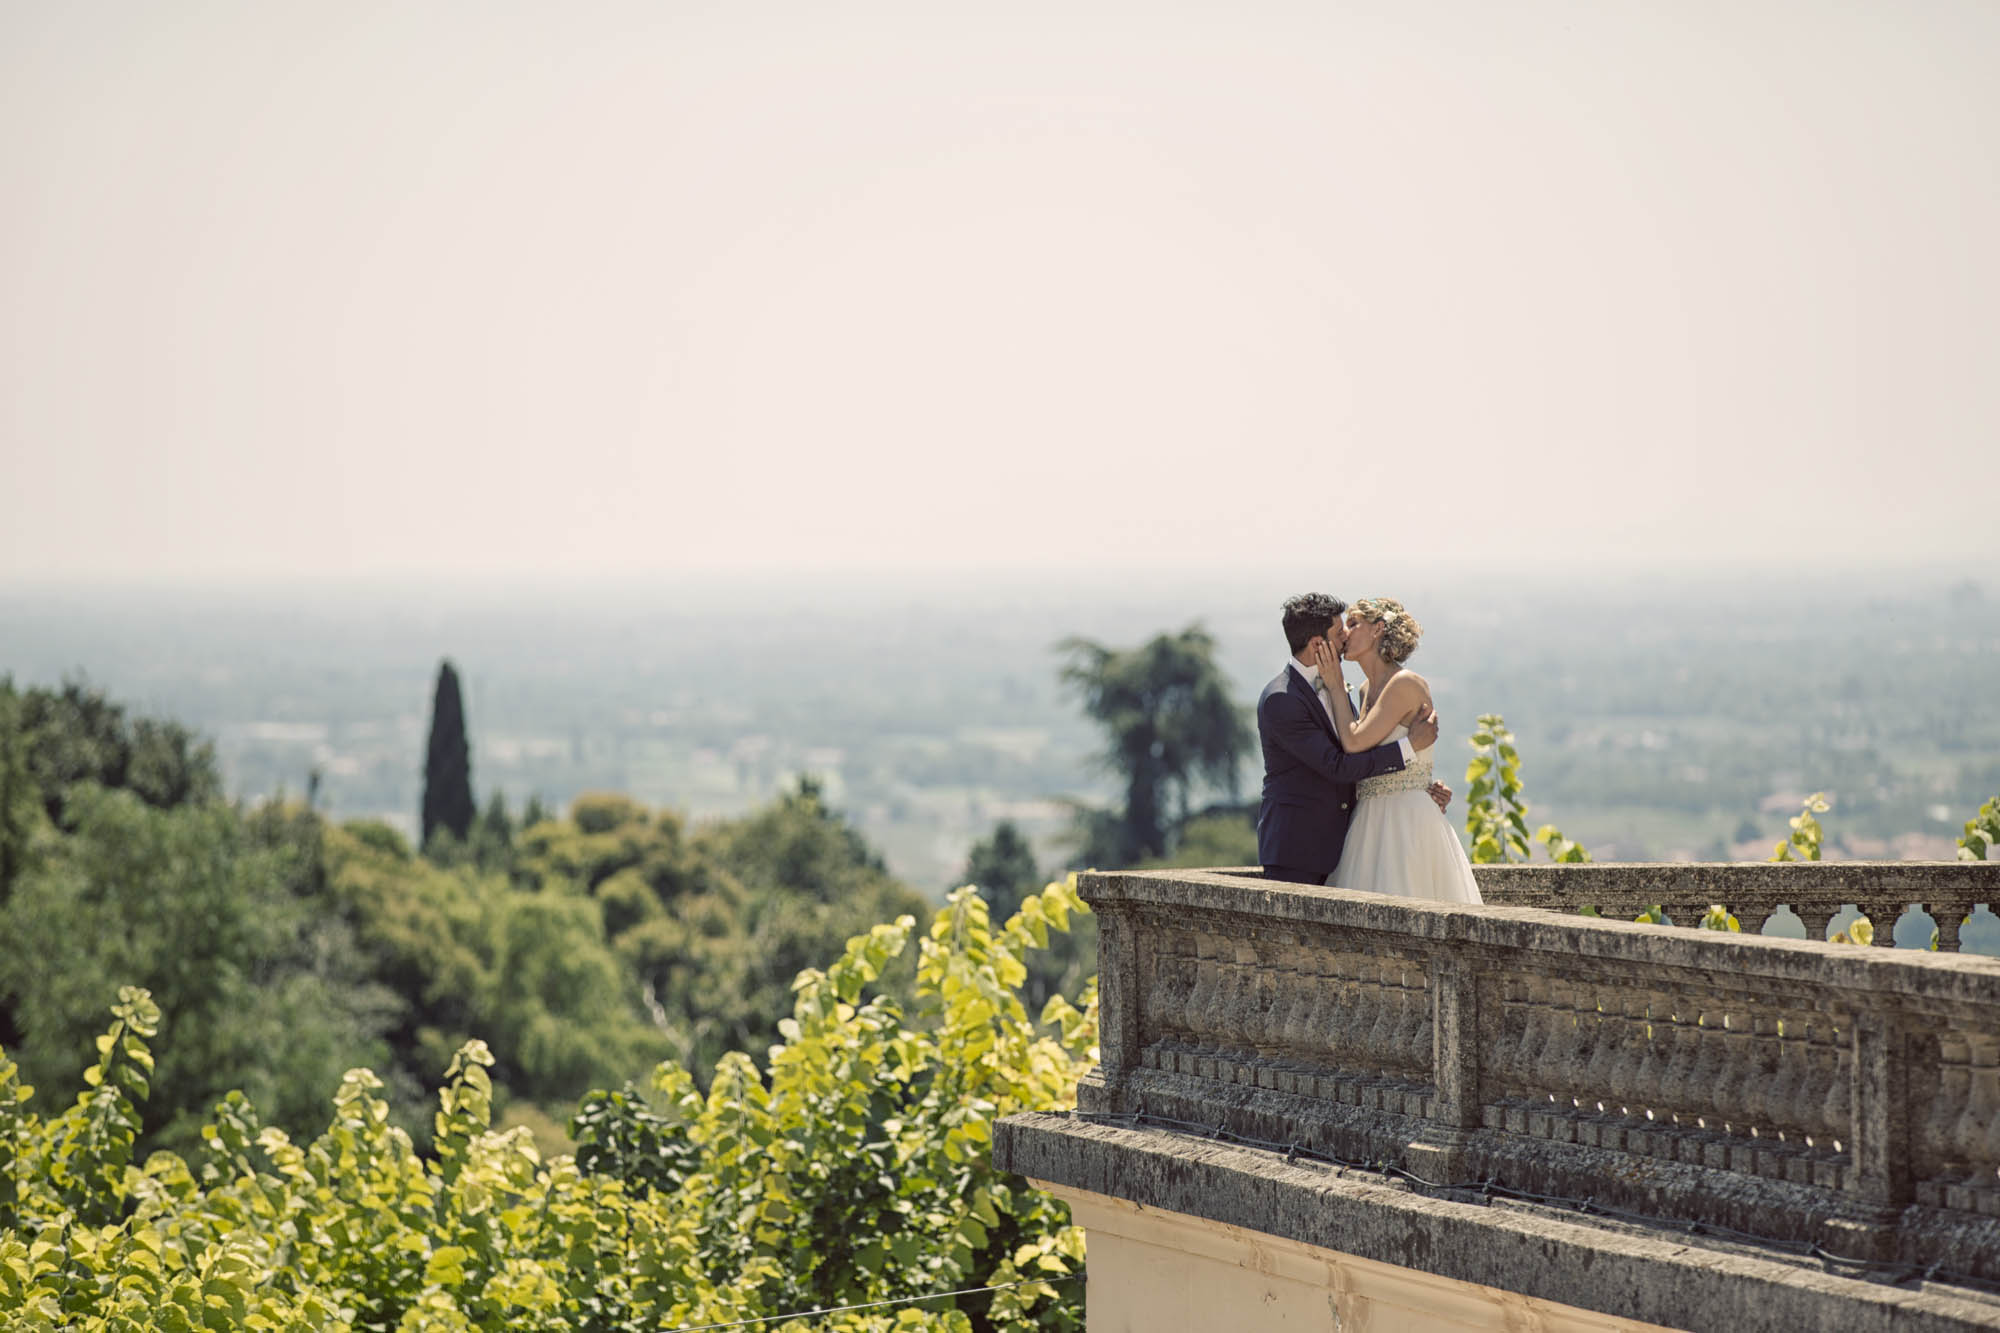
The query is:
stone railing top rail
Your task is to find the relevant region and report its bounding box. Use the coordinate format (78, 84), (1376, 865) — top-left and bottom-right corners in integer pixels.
(1469, 859), (2000, 905)
(1084, 864), (2000, 1005)
(1192, 860), (2000, 948)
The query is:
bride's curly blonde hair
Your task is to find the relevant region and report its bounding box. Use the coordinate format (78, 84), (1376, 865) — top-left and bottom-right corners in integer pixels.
(1350, 597), (1422, 666)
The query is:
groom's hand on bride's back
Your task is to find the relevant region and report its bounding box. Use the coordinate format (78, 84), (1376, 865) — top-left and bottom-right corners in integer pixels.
(1408, 707), (1440, 752)
(1428, 781), (1452, 814)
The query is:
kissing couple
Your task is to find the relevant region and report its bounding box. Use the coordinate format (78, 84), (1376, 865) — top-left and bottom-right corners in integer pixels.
(1255, 593), (1482, 903)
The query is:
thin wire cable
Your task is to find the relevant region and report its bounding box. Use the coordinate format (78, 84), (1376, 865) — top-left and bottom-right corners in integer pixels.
(667, 1273), (1085, 1332)
(1072, 1107), (2000, 1298)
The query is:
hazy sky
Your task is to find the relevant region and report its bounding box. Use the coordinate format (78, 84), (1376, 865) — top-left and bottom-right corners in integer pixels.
(3, 0), (1996, 584)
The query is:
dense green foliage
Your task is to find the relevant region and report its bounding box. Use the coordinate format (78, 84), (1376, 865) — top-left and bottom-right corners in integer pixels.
(0, 682), (931, 1164)
(514, 780), (928, 1082)
(0, 881), (1094, 1332)
(421, 661), (475, 852)
(1058, 625), (1251, 865)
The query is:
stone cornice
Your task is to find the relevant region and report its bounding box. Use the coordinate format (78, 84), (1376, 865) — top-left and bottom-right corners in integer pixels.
(997, 1113), (2000, 1333)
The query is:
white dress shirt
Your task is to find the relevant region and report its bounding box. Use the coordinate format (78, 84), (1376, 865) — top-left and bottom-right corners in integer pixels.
(1288, 660), (1417, 764)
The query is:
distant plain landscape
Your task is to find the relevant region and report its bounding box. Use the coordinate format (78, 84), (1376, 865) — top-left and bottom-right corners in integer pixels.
(3, 566), (1994, 891)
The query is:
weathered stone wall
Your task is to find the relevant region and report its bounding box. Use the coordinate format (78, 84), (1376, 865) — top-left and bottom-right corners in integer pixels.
(1067, 864), (2000, 1284)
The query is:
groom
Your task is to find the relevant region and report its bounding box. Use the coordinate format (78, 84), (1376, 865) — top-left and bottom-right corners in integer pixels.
(1257, 593), (1450, 885)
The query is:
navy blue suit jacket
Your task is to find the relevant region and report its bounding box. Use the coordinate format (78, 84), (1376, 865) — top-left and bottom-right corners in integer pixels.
(1255, 665), (1408, 877)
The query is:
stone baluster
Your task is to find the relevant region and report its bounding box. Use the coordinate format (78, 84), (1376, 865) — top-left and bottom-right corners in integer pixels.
(1686, 1000), (1736, 1133)
(1955, 1034), (2000, 1205)
(1503, 974), (1552, 1111)
(1278, 940), (1322, 1069)
(1372, 959), (1405, 1076)
(1764, 1008), (1812, 1150)
(1815, 1014), (1851, 1158)
(1529, 977), (1576, 1112)
(1626, 987), (1675, 1128)
(1304, 950), (1350, 1074)
(1398, 961), (1434, 1079)
(1740, 1008), (1783, 1143)
(1736, 906), (1772, 935)
(1933, 901), (1966, 953)
(1362, 956), (1405, 1076)
(1172, 931), (1208, 1050)
(1861, 902), (1902, 948)
(1386, 957), (1427, 1083)
(1794, 906), (1835, 943)
(1980, 1067), (2000, 1201)
(1511, 975), (1552, 1106)
(1606, 987), (1654, 1125)
(1183, 932), (1222, 1057)
(1240, 932), (1272, 1072)
(1246, 938), (1286, 1063)
(1659, 994), (1707, 1130)
(1792, 1014), (1834, 1153)
(1555, 984), (1599, 1116)
(1708, 1001), (1758, 1140)
(1344, 956), (1392, 1072)
(1576, 980), (1624, 1118)
(1203, 938), (1252, 1079)
(1237, 935), (1273, 1062)
(1482, 975), (1529, 1107)
(1144, 930), (1191, 1058)
(1799, 1014), (1844, 1160)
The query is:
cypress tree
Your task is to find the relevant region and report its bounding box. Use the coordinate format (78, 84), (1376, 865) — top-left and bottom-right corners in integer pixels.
(421, 659), (475, 850)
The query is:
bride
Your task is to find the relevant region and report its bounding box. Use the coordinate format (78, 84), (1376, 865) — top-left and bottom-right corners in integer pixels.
(1307, 598), (1481, 904)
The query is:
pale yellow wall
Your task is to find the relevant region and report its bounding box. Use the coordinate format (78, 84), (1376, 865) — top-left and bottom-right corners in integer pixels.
(1032, 1180), (1683, 1333)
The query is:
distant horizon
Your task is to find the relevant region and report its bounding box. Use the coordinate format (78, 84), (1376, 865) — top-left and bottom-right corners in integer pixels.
(2, 555), (1988, 598)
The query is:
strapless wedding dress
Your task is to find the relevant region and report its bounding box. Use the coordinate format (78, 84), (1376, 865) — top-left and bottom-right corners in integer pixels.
(1329, 724), (1483, 904)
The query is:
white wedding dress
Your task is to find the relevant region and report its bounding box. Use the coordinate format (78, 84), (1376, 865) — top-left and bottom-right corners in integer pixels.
(1329, 723), (1483, 904)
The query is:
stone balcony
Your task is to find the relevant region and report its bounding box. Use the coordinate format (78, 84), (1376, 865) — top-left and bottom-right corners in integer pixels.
(996, 862), (2000, 1331)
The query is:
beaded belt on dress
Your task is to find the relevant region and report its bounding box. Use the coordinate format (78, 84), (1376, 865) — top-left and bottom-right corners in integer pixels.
(1357, 756), (1434, 800)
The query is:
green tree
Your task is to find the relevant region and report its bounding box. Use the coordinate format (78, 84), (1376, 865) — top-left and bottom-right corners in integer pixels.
(963, 819), (1040, 922)
(0, 682), (42, 909)
(421, 658), (476, 852)
(8, 676), (219, 826)
(324, 818), (669, 1134)
(0, 787), (396, 1153)
(1058, 625), (1251, 865)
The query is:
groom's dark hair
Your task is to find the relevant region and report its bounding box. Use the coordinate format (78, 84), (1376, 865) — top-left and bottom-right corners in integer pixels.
(1282, 593), (1347, 655)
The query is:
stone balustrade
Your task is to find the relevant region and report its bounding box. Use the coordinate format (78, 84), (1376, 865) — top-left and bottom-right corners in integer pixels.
(1080, 864), (2000, 1281)
(1471, 860), (2000, 950)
